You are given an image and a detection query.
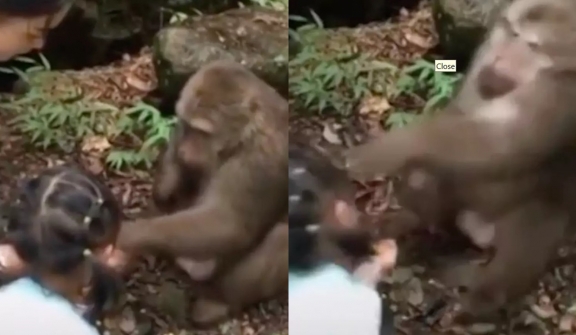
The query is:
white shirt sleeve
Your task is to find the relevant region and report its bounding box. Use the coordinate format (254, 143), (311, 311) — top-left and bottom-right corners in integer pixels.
(0, 285), (98, 335)
(290, 275), (382, 335)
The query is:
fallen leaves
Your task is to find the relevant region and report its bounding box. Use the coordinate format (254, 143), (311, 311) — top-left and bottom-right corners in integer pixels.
(82, 135), (112, 153)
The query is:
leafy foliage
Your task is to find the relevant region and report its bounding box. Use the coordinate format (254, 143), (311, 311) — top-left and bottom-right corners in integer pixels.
(381, 60), (462, 129)
(250, 0), (288, 11)
(0, 54), (51, 81)
(395, 59), (463, 114)
(289, 14), (396, 116)
(289, 12), (462, 128)
(1, 54), (176, 171)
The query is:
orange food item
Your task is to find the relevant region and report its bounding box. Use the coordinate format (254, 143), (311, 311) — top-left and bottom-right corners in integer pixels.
(372, 239), (397, 271)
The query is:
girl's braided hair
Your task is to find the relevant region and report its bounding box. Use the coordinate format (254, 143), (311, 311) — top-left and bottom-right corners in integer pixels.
(2, 164), (123, 322)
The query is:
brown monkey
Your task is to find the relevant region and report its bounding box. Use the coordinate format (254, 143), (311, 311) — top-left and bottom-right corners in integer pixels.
(117, 60), (289, 325)
(346, 0), (576, 321)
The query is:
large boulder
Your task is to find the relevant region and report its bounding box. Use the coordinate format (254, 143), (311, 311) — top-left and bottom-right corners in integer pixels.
(153, 6), (288, 104)
(432, 0), (512, 67)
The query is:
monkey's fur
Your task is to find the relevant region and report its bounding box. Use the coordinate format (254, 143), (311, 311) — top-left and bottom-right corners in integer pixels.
(117, 60), (288, 325)
(347, 0), (576, 321)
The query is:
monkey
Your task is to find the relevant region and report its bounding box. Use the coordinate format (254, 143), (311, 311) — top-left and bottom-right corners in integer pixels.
(345, 0), (576, 321)
(185, 222), (288, 325)
(288, 141), (397, 335)
(115, 60), (289, 325)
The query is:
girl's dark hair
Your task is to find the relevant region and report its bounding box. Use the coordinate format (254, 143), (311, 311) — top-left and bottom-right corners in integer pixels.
(289, 143), (373, 270)
(2, 164), (123, 320)
(0, 0), (70, 17)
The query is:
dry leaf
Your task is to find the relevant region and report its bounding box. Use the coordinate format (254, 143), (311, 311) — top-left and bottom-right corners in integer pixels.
(359, 96), (391, 116)
(559, 314), (576, 332)
(119, 307), (137, 333)
(321, 123), (342, 145)
(531, 302), (557, 319)
(82, 155), (104, 175)
(81, 135), (111, 153)
(467, 323), (497, 334)
(404, 32), (430, 48)
(406, 277), (424, 306)
(125, 74), (154, 92)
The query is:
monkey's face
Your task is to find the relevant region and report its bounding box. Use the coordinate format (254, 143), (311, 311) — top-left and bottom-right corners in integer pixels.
(474, 0), (576, 99)
(174, 119), (217, 174)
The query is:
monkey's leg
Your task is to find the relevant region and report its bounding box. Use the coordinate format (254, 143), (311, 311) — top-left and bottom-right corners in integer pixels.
(175, 258), (217, 281)
(396, 167), (456, 225)
(191, 224), (288, 326)
(190, 298), (230, 327)
(455, 211), (495, 249)
(457, 202), (568, 321)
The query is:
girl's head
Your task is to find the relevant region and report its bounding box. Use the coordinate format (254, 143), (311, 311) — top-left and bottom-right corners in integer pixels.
(288, 143), (374, 270)
(0, 0), (73, 60)
(2, 164), (123, 315)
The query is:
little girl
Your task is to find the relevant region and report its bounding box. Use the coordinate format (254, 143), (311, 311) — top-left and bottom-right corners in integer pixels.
(288, 144), (397, 335)
(0, 165), (126, 334)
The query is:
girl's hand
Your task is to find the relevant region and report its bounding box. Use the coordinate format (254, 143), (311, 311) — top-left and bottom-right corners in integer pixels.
(0, 244), (25, 275)
(353, 239), (398, 287)
(373, 239), (398, 270)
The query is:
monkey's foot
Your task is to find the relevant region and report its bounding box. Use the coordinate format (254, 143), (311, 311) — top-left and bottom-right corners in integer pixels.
(437, 259), (487, 289)
(191, 298), (230, 327)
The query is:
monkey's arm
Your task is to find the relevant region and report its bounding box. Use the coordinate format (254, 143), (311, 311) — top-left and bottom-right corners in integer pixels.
(151, 147), (181, 206)
(116, 202), (253, 259)
(346, 109), (573, 179)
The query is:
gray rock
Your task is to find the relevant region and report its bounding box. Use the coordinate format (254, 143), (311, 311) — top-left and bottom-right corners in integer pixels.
(153, 7), (288, 100)
(432, 0), (512, 67)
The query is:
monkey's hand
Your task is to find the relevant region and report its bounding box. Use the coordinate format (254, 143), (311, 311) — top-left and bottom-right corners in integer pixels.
(346, 132), (417, 180)
(116, 220), (146, 255)
(106, 248), (135, 275)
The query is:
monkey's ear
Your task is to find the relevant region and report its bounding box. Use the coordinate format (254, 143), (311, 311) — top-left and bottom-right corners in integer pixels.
(333, 199), (357, 228)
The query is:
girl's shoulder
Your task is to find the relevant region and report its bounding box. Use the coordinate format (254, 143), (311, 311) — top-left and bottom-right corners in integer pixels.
(289, 264), (383, 335)
(0, 278), (99, 335)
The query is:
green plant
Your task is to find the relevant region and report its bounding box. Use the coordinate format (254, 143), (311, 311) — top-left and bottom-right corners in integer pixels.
(250, 0), (288, 11)
(396, 59), (463, 114)
(105, 102), (175, 170)
(382, 59), (463, 129)
(289, 14), (396, 116)
(1, 53), (176, 171)
(168, 11), (190, 24)
(0, 54), (51, 82)
(6, 97), (175, 170)
(385, 110), (418, 129)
